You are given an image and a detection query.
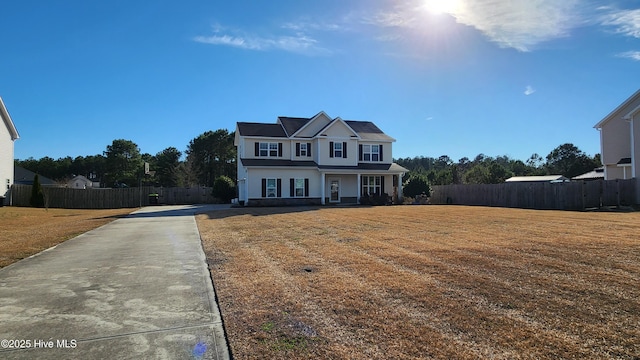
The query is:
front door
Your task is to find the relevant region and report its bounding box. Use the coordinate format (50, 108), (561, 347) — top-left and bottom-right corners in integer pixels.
(330, 179), (340, 203)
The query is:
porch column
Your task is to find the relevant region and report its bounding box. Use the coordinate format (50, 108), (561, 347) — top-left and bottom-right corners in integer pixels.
(321, 172), (326, 205)
(357, 173), (361, 201)
(397, 173), (404, 202)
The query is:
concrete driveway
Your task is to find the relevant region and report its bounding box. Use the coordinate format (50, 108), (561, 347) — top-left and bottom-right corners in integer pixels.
(0, 205), (231, 360)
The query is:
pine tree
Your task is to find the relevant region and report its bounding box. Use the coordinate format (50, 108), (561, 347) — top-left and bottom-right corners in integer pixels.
(30, 174), (45, 208)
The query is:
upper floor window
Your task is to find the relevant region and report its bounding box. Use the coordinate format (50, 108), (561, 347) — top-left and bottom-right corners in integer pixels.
(255, 142), (282, 157)
(362, 145), (380, 161)
(359, 144), (384, 162)
(333, 142), (342, 158)
(296, 142), (311, 157)
(329, 141), (347, 158)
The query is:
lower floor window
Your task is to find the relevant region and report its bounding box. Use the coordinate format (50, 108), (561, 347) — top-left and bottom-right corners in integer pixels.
(266, 178), (277, 197)
(295, 178), (305, 197)
(362, 176), (381, 196)
(290, 178), (309, 197)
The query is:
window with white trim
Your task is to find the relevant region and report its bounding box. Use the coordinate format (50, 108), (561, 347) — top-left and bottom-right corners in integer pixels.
(269, 143), (278, 157)
(266, 178), (277, 197)
(294, 178), (305, 197)
(258, 142), (281, 157)
(363, 144), (380, 161)
(333, 142), (343, 158)
(362, 176), (381, 196)
(299, 143), (308, 157)
(259, 143), (269, 157)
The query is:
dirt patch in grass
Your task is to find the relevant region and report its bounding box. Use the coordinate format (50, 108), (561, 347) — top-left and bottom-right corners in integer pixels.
(197, 206), (640, 359)
(0, 206), (135, 268)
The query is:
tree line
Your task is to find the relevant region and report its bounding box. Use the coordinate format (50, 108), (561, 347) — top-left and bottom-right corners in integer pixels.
(397, 143), (601, 197)
(16, 136), (599, 194)
(15, 129), (236, 188)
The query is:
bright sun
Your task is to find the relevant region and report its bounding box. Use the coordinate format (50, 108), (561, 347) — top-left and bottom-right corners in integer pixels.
(424, 0), (461, 15)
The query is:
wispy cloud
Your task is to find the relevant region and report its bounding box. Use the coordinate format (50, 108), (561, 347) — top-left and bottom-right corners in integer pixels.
(450, 0), (582, 52)
(524, 85), (536, 95)
(193, 25), (331, 56)
(617, 50), (640, 61)
(281, 20), (345, 32)
(601, 8), (640, 38)
(367, 0), (584, 52)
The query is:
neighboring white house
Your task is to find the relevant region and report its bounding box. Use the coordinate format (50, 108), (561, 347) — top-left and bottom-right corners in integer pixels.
(234, 111), (408, 206)
(505, 175), (569, 183)
(571, 167), (605, 181)
(67, 175), (96, 189)
(0, 97), (19, 204)
(594, 89), (640, 180)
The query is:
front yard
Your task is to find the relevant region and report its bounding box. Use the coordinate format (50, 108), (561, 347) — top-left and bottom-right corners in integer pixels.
(197, 205), (640, 359)
(0, 207), (134, 268)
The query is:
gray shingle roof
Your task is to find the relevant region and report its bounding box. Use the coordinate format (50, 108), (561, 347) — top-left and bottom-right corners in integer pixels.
(278, 117), (310, 136)
(345, 121), (395, 141)
(237, 114), (394, 141)
(237, 122), (287, 137)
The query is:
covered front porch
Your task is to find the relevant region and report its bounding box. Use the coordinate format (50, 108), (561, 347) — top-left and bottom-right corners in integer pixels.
(319, 170), (405, 205)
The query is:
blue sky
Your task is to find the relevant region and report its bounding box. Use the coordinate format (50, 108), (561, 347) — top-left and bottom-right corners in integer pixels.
(1, 0), (639, 162)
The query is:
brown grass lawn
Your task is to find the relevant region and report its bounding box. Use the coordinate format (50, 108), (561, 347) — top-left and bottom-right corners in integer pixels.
(0, 206), (134, 268)
(197, 206), (640, 359)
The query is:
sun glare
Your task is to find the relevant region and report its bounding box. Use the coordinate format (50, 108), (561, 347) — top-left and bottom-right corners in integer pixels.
(424, 0), (460, 15)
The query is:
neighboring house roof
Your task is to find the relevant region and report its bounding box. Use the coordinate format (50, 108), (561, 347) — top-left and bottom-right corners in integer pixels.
(594, 89), (640, 129)
(0, 97), (19, 140)
(505, 175), (569, 183)
(237, 122), (287, 137)
(572, 167), (605, 180)
(14, 166), (56, 185)
(68, 175), (92, 183)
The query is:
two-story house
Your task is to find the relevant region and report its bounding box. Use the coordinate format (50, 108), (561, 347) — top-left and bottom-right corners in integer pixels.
(594, 89), (640, 180)
(1, 97), (19, 205)
(234, 111), (408, 206)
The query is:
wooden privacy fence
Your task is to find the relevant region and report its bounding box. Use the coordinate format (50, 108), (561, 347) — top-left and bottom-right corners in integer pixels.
(9, 185), (218, 209)
(431, 179), (637, 210)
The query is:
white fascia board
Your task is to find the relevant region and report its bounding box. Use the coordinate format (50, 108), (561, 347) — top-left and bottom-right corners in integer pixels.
(623, 104), (640, 120)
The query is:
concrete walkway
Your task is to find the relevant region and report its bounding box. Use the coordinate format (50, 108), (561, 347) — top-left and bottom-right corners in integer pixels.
(0, 205), (231, 360)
